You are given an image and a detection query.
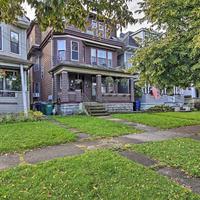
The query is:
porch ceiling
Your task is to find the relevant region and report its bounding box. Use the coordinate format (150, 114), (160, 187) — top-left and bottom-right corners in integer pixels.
(49, 61), (136, 78)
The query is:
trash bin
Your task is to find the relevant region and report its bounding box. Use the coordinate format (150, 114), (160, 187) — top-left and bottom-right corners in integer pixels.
(135, 100), (141, 111)
(40, 102), (53, 115)
(35, 102), (41, 111)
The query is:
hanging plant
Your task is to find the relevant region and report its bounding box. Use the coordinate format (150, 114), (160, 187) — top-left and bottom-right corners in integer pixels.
(0, 69), (6, 79)
(105, 77), (114, 85)
(120, 78), (128, 87)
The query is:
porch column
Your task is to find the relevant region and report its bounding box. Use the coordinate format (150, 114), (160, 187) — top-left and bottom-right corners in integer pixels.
(130, 78), (135, 102)
(61, 71), (69, 102)
(53, 74), (58, 102)
(20, 64), (28, 117)
(96, 75), (102, 102)
(114, 78), (118, 93)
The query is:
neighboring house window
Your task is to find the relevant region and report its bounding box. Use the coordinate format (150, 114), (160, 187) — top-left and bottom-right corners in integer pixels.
(34, 82), (40, 94)
(34, 56), (40, 71)
(126, 53), (133, 68)
(91, 48), (97, 65)
(71, 41), (79, 61)
(97, 50), (106, 66)
(41, 65), (44, 79)
(107, 51), (112, 67)
(10, 31), (19, 54)
(0, 26), (2, 50)
(98, 22), (105, 38)
(91, 20), (97, 36)
(57, 40), (66, 61)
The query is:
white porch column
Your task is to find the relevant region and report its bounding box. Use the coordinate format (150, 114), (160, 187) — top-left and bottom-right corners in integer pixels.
(20, 64), (28, 117)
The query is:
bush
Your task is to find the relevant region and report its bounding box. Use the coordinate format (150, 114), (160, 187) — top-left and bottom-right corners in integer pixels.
(0, 111), (44, 124)
(146, 105), (174, 113)
(194, 102), (200, 111)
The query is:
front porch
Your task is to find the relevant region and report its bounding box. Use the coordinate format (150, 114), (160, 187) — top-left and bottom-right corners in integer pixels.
(0, 67), (29, 113)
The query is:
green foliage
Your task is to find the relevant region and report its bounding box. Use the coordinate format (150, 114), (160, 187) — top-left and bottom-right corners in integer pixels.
(53, 115), (140, 137)
(135, 84), (143, 98)
(0, 111), (44, 124)
(131, 138), (200, 177)
(147, 105), (174, 113)
(131, 0), (200, 88)
(0, 150), (199, 199)
(194, 102), (200, 111)
(0, 0), (135, 32)
(0, 121), (76, 154)
(112, 112), (200, 129)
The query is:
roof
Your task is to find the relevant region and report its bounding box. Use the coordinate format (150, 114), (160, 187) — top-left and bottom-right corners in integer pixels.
(49, 61), (135, 78)
(0, 54), (33, 67)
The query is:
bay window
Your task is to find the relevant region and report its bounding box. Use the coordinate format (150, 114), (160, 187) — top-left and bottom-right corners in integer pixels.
(57, 40), (66, 61)
(108, 52), (112, 67)
(98, 50), (106, 66)
(71, 41), (79, 61)
(91, 49), (113, 67)
(10, 31), (19, 54)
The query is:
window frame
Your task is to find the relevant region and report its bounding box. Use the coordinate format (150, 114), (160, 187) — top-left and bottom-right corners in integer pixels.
(107, 51), (113, 68)
(34, 56), (40, 72)
(57, 40), (66, 61)
(10, 30), (20, 54)
(71, 40), (79, 61)
(0, 26), (2, 51)
(33, 82), (40, 94)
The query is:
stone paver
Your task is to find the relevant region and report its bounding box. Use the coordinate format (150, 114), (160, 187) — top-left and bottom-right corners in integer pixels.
(120, 151), (157, 167)
(170, 125), (200, 135)
(0, 154), (20, 170)
(121, 131), (191, 142)
(158, 167), (200, 194)
(24, 144), (84, 164)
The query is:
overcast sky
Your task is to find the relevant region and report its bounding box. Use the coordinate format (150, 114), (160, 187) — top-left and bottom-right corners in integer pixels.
(22, 0), (149, 32)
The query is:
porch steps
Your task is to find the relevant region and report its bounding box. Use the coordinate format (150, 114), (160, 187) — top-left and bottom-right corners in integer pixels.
(84, 103), (109, 116)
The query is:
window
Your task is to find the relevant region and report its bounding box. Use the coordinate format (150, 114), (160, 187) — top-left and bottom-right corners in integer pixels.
(97, 50), (106, 66)
(0, 26), (2, 50)
(98, 23), (105, 38)
(71, 41), (79, 61)
(5, 71), (18, 90)
(10, 31), (19, 54)
(34, 56), (40, 71)
(107, 52), (112, 67)
(91, 20), (97, 36)
(34, 82), (40, 94)
(0, 76), (3, 90)
(57, 40), (66, 61)
(41, 65), (44, 79)
(91, 48), (97, 65)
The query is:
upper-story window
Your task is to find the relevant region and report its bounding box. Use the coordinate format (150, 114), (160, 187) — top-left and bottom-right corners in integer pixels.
(10, 31), (19, 54)
(91, 48), (113, 67)
(107, 52), (112, 67)
(0, 26), (2, 50)
(98, 50), (106, 66)
(57, 40), (66, 61)
(71, 41), (79, 61)
(34, 56), (40, 71)
(98, 23), (105, 38)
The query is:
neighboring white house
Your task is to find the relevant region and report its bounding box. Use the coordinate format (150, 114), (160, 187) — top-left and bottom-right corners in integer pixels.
(119, 28), (199, 109)
(0, 16), (32, 114)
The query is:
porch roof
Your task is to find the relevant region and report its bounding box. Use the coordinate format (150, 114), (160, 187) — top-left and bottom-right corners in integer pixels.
(0, 55), (33, 68)
(49, 61), (136, 78)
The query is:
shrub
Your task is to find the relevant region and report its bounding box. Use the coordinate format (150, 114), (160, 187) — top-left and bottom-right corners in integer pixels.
(0, 111), (44, 124)
(194, 102), (200, 111)
(147, 105), (174, 113)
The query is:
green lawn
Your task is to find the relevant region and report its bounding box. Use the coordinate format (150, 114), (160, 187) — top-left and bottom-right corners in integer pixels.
(54, 115), (140, 137)
(0, 150), (199, 200)
(130, 138), (200, 177)
(0, 121), (76, 154)
(112, 113), (200, 129)
(155, 112), (200, 121)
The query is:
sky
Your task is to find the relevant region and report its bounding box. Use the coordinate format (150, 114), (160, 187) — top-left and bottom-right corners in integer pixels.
(22, 0), (149, 32)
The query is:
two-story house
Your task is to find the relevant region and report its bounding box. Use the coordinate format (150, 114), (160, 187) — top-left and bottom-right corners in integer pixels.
(0, 17), (31, 114)
(120, 28), (199, 110)
(27, 14), (135, 115)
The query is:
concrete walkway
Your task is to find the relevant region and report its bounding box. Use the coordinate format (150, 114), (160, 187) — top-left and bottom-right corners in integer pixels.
(1, 116), (200, 195)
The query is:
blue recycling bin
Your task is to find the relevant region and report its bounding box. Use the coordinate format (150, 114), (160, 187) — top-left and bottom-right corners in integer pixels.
(135, 100), (141, 111)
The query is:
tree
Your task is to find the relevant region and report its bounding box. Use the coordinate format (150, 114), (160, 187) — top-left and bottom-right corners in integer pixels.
(0, 0), (135, 32)
(131, 0), (200, 88)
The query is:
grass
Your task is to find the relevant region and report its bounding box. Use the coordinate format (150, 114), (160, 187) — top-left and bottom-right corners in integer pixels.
(112, 113), (200, 129)
(130, 138), (200, 177)
(155, 112), (200, 121)
(0, 121), (76, 154)
(0, 150), (199, 200)
(54, 115), (140, 137)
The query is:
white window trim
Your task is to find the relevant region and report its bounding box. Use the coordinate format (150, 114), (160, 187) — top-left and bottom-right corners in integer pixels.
(91, 48), (97, 65)
(10, 30), (20, 55)
(71, 40), (79, 61)
(57, 40), (66, 61)
(0, 26), (3, 51)
(107, 51), (113, 68)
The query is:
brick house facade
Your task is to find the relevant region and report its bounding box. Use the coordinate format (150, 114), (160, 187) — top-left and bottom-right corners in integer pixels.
(27, 15), (135, 114)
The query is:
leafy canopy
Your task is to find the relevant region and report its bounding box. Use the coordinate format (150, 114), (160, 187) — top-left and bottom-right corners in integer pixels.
(0, 0), (135, 32)
(131, 0), (200, 88)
